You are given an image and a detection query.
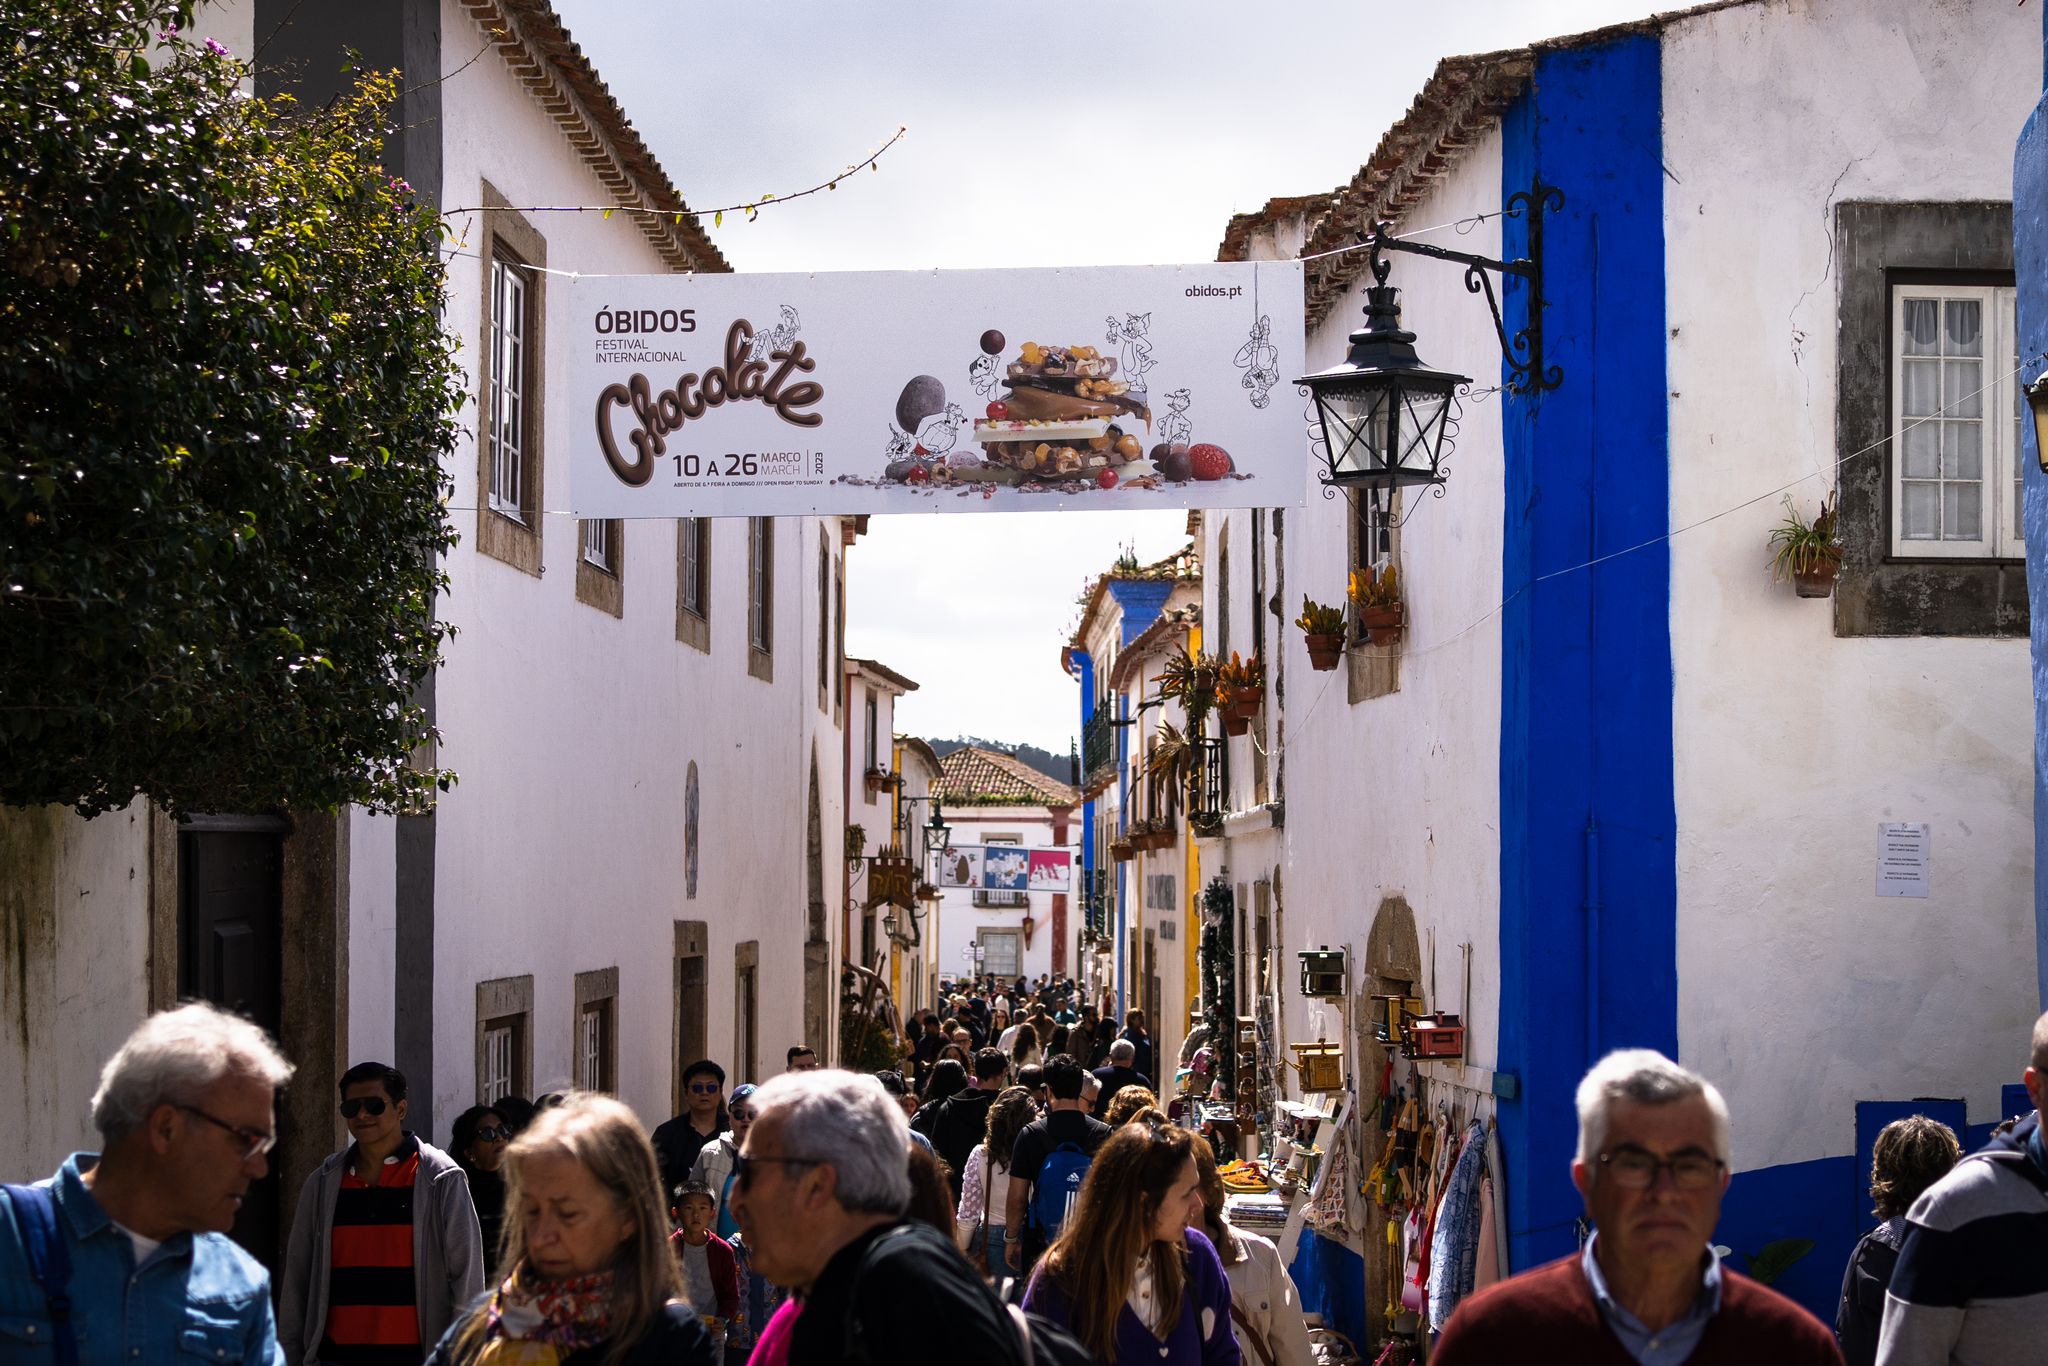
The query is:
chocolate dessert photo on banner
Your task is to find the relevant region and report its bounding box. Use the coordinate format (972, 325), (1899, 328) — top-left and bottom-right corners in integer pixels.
(562, 261), (1306, 518)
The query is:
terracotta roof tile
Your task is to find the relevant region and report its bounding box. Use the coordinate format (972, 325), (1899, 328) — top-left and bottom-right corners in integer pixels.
(938, 746), (1078, 808)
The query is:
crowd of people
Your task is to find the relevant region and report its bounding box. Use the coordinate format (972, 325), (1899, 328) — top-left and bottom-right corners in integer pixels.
(2, 986), (2043, 1366)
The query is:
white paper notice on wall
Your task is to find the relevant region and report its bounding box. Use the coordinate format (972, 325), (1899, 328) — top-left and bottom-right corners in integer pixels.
(1877, 822), (1931, 898)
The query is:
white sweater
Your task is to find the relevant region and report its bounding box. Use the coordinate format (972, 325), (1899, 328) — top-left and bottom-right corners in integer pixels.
(1218, 1224), (1319, 1366)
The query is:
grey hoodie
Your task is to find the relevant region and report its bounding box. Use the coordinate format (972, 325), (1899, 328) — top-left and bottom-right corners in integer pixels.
(278, 1135), (483, 1366)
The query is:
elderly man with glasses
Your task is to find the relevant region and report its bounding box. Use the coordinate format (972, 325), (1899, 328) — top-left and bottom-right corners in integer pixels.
(0, 1002), (295, 1365)
(1434, 1049), (1842, 1365)
(279, 1061), (482, 1366)
(729, 1069), (1025, 1365)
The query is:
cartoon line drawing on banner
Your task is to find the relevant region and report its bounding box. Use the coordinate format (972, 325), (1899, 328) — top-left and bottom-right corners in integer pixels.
(744, 304), (802, 363)
(968, 328), (1005, 398)
(1106, 312), (1157, 390)
(1159, 387), (1194, 447)
(1235, 315), (1279, 409)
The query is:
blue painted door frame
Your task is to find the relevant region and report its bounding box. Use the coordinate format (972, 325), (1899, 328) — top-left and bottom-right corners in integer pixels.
(2020, 79), (2048, 1015)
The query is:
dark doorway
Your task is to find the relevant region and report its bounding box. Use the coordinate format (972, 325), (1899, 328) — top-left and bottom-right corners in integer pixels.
(178, 816), (288, 1269)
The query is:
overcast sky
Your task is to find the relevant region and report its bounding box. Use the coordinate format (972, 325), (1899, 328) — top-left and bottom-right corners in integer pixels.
(551, 0), (1668, 750)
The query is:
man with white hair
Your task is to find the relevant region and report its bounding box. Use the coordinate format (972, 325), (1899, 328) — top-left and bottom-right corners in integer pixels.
(0, 1002), (295, 1364)
(728, 1069), (1025, 1364)
(1877, 1009), (2048, 1364)
(1434, 1048), (1841, 1364)
(1088, 1037), (1150, 1119)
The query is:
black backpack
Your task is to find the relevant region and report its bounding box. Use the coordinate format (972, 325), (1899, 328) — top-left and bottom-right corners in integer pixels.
(841, 1222), (1096, 1366)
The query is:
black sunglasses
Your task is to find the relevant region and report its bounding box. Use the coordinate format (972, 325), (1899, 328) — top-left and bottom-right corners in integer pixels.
(473, 1125), (511, 1143)
(339, 1097), (390, 1119)
(688, 1082), (723, 1095)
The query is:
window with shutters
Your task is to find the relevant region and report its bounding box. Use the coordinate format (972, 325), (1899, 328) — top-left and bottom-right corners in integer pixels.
(676, 518), (710, 652)
(747, 518), (774, 681)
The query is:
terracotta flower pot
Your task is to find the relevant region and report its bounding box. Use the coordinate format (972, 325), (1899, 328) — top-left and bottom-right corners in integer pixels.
(1793, 561), (1838, 598)
(1111, 840), (1135, 863)
(1305, 633), (1343, 670)
(1359, 604), (1405, 642)
(1224, 710), (1250, 737)
(1192, 665), (1218, 695)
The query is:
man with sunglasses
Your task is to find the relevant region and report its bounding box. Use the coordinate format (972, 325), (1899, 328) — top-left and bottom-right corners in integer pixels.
(1, 1003), (294, 1365)
(654, 1059), (731, 1203)
(1434, 1049), (1841, 1365)
(279, 1062), (482, 1366)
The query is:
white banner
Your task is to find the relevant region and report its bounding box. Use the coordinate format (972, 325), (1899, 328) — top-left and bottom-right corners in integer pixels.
(560, 262), (1304, 517)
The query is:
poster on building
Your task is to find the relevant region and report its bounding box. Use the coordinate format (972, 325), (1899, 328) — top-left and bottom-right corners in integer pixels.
(939, 846), (983, 889)
(560, 262), (1305, 517)
(1877, 822), (1930, 898)
(1028, 850), (1073, 891)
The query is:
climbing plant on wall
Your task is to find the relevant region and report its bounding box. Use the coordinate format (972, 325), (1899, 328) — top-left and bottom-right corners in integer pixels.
(1200, 876), (1236, 1097)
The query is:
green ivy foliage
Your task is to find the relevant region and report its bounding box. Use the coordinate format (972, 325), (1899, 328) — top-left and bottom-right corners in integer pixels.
(0, 1), (462, 817)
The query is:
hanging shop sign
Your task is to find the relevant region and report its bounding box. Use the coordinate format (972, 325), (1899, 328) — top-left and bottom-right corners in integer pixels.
(561, 262), (1305, 517)
(935, 845), (1073, 892)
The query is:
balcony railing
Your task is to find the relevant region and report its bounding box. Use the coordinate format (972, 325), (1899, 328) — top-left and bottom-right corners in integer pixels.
(1080, 868), (1110, 937)
(1190, 737), (1227, 828)
(1082, 708), (1117, 796)
(972, 889), (1030, 908)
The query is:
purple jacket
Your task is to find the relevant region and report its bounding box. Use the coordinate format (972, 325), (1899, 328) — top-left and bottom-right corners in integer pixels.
(1023, 1227), (1242, 1366)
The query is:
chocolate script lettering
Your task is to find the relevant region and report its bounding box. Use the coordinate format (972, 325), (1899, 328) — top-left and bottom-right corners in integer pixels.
(596, 318), (824, 485)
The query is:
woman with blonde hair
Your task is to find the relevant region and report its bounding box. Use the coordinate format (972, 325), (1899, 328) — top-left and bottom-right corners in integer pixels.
(427, 1092), (714, 1365)
(1104, 1085), (1161, 1129)
(1188, 1133), (1316, 1366)
(1023, 1118), (1239, 1365)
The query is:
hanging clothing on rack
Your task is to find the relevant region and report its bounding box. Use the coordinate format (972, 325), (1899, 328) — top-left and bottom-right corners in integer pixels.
(1426, 1120), (1488, 1331)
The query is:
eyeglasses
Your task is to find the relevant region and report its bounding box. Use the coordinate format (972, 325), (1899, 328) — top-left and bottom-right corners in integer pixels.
(729, 1110), (755, 1123)
(734, 1153), (824, 1190)
(176, 1104), (276, 1161)
(339, 1097), (390, 1119)
(688, 1082), (723, 1095)
(474, 1126), (511, 1143)
(1597, 1145), (1725, 1191)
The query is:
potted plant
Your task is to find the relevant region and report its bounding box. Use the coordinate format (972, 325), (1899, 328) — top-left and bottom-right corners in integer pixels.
(1349, 564), (1405, 642)
(1218, 651), (1265, 736)
(1190, 810), (1225, 838)
(1110, 835), (1135, 863)
(1769, 494), (1842, 598)
(1297, 598), (1346, 670)
(1158, 647), (1221, 712)
(844, 824), (866, 865)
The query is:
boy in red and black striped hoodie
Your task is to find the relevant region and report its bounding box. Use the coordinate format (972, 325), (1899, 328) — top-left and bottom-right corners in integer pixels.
(279, 1063), (485, 1366)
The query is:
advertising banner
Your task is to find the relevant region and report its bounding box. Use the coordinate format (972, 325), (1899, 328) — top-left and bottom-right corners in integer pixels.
(936, 845), (1073, 893)
(560, 262), (1304, 517)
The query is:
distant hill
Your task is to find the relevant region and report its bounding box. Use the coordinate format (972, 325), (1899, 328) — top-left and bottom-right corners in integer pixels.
(927, 736), (1077, 787)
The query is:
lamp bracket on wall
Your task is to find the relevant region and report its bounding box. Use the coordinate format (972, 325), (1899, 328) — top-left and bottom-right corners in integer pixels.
(1365, 178), (1564, 395)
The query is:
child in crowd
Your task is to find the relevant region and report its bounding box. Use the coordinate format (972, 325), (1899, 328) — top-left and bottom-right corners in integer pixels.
(668, 1180), (739, 1357)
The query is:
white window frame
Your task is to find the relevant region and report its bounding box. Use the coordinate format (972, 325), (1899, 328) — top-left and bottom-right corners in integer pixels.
(482, 1023), (514, 1104)
(577, 998), (614, 1093)
(581, 517), (613, 572)
(1890, 283), (2023, 559)
(488, 256), (528, 519)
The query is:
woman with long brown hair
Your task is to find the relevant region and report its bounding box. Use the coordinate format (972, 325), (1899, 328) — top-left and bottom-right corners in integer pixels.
(427, 1093), (715, 1365)
(1022, 1118), (1240, 1365)
(955, 1085), (1037, 1275)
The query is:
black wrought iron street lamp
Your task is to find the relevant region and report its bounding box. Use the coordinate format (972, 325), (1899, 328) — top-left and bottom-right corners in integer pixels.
(922, 802), (950, 865)
(1298, 182), (1564, 544)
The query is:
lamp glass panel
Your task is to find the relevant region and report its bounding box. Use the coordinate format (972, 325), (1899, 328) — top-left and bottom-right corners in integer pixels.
(1318, 383), (1397, 478)
(1397, 385), (1458, 473)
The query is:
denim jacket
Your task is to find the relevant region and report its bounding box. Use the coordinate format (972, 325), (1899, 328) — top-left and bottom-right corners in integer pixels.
(0, 1154), (283, 1365)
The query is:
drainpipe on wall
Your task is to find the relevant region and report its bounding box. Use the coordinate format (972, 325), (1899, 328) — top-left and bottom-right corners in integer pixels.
(1186, 620), (1203, 1050)
(1073, 648), (1096, 986)
(1116, 689), (1130, 1021)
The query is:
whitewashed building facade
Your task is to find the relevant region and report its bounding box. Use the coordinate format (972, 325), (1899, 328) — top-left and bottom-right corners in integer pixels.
(1207, 0), (2041, 1332)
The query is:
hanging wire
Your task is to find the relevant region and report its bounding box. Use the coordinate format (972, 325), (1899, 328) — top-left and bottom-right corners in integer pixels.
(1296, 210), (1507, 265)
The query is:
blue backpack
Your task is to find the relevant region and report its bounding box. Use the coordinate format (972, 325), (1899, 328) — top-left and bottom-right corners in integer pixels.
(1028, 1142), (1092, 1239)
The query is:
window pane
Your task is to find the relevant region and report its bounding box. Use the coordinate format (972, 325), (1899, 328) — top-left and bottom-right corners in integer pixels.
(1902, 360), (1939, 417)
(1943, 421), (1982, 481)
(1947, 361), (1982, 418)
(1901, 422), (1939, 479)
(1944, 299), (1982, 356)
(1943, 482), (1982, 541)
(1901, 482), (1940, 539)
(1903, 298), (1939, 355)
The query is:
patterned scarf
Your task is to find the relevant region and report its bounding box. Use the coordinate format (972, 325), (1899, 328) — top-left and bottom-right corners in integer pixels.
(471, 1263), (615, 1365)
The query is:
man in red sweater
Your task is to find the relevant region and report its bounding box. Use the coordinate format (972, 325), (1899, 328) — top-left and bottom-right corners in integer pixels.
(1434, 1049), (1842, 1365)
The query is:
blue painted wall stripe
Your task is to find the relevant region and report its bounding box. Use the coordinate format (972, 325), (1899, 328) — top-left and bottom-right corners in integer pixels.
(2019, 92), (2048, 1015)
(1497, 33), (1675, 1272)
